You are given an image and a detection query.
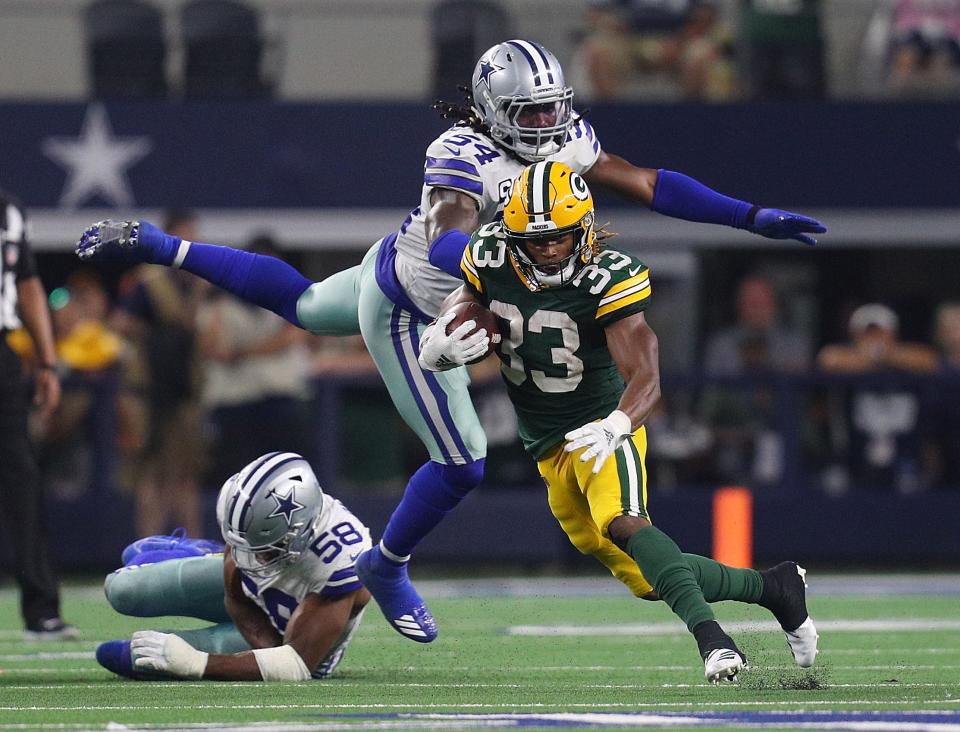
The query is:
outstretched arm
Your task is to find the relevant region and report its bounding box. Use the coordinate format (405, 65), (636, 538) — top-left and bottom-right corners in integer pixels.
(76, 221), (313, 327)
(583, 151), (826, 245)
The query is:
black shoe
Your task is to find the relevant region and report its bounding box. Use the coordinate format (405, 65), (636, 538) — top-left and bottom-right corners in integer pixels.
(693, 620), (747, 683)
(24, 618), (80, 641)
(760, 561), (809, 632)
(760, 562), (819, 667)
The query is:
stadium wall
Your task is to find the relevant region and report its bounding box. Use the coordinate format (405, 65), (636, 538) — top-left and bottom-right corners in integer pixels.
(2, 100), (958, 250)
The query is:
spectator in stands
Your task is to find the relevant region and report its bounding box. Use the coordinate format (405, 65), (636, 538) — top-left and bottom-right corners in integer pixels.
(112, 210), (206, 538)
(705, 274), (811, 375)
(884, 0), (960, 97)
(578, 0), (701, 100)
(196, 235), (314, 484)
(39, 271), (121, 501)
(740, 0), (825, 100)
(817, 303), (938, 494)
(700, 274), (811, 487)
(665, 1), (740, 100)
(818, 303), (937, 375)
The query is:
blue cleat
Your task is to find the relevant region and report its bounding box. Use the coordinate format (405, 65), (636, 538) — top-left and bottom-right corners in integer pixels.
(354, 546), (438, 643)
(121, 528), (224, 567)
(95, 640), (165, 680)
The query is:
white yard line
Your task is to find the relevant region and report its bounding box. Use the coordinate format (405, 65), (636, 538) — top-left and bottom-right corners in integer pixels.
(3, 700), (960, 711)
(508, 619), (960, 636)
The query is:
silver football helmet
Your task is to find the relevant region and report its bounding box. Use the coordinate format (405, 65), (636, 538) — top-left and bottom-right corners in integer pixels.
(471, 40), (574, 161)
(218, 452), (325, 580)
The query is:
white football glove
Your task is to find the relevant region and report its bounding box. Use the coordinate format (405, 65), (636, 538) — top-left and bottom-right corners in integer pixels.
(418, 310), (490, 372)
(564, 410), (634, 474)
(131, 630), (208, 679)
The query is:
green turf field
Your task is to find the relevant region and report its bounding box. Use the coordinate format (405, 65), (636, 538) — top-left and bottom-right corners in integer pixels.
(2, 576), (960, 730)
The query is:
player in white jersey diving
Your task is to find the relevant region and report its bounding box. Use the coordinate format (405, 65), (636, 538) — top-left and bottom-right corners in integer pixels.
(76, 39), (825, 645)
(95, 452), (372, 681)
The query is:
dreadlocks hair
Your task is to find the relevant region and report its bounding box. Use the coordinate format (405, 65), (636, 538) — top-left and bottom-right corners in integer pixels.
(594, 222), (618, 255)
(432, 86), (489, 135)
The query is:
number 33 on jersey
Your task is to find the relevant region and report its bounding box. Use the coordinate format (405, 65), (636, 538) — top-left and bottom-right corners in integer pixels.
(459, 222), (652, 459)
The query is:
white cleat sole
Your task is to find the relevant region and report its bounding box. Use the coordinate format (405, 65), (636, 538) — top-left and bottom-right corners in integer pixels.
(785, 616), (819, 668)
(704, 648), (746, 684)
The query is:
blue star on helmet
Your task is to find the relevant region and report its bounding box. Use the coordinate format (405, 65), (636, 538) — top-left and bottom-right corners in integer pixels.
(268, 488), (305, 525)
(477, 59), (504, 91)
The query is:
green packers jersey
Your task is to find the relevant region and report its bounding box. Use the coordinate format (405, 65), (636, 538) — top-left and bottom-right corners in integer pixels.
(460, 221), (652, 458)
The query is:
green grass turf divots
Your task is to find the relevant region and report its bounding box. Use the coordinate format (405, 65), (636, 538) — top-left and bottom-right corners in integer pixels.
(0, 578), (958, 729)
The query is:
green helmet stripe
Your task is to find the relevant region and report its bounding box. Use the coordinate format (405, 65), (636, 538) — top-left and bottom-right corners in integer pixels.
(540, 161), (553, 221)
(525, 163), (537, 218)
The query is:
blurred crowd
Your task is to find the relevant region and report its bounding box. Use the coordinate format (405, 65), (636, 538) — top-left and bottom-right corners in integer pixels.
(646, 274), (960, 497)
(8, 218), (957, 543)
(7, 211), (386, 537)
(572, 0), (960, 102)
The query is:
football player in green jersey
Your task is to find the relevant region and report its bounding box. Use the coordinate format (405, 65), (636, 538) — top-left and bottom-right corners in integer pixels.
(418, 161), (819, 683)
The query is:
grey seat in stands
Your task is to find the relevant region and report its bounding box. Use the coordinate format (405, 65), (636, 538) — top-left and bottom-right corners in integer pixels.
(84, 0), (167, 98)
(181, 0), (268, 97)
(431, 0), (509, 100)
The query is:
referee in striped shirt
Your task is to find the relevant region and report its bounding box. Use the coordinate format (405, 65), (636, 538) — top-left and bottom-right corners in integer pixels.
(0, 189), (77, 640)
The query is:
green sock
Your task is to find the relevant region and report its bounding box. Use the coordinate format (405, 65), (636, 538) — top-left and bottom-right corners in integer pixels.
(174, 622), (251, 654)
(683, 554), (764, 604)
(626, 526), (714, 632)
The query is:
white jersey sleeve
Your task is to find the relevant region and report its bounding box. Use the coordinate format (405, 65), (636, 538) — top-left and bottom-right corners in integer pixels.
(239, 497), (371, 636)
(555, 116), (602, 173)
(391, 117), (602, 317)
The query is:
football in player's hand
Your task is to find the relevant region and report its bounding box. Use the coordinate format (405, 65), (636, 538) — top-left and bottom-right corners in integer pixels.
(444, 301), (502, 364)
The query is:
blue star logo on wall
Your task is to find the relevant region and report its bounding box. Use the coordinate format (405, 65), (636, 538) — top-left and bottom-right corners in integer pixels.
(268, 488), (305, 525)
(477, 59), (504, 91)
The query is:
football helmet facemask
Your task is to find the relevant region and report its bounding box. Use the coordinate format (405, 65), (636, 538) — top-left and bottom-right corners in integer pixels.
(471, 39), (574, 161)
(502, 161), (598, 291)
(218, 452), (325, 580)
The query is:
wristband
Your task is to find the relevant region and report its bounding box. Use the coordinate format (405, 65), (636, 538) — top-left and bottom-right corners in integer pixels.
(38, 363), (57, 371)
(253, 645), (311, 681)
(607, 409), (633, 437)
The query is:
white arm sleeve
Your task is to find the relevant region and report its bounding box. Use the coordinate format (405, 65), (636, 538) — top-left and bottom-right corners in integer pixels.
(253, 645), (312, 682)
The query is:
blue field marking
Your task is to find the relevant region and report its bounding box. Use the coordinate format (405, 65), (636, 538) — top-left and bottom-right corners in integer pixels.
(411, 574), (960, 599)
(308, 710), (960, 729)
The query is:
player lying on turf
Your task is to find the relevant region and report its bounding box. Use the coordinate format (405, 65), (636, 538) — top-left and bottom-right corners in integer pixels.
(74, 38), (824, 650)
(96, 452), (372, 681)
(416, 161), (818, 683)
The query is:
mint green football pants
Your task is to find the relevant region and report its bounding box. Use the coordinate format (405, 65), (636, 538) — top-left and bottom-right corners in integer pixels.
(296, 240), (486, 465)
(104, 554), (249, 654)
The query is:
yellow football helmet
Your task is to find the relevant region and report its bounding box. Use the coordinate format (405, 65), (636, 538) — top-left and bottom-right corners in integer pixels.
(502, 161), (598, 291)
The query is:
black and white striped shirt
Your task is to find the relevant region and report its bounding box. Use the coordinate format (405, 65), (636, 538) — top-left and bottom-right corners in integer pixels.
(0, 190), (37, 334)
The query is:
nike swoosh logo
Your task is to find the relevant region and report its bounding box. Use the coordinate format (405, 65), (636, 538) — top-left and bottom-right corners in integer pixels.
(349, 551), (362, 561)
(442, 144), (461, 156)
(628, 266), (643, 276)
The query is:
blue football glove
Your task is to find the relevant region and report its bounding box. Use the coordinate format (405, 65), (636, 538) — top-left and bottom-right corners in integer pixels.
(75, 220), (180, 265)
(748, 208), (826, 246)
